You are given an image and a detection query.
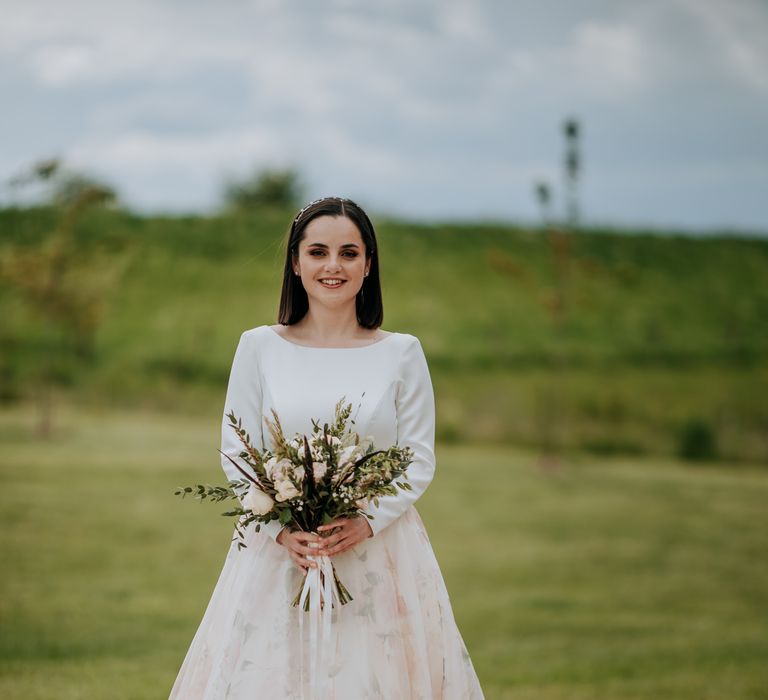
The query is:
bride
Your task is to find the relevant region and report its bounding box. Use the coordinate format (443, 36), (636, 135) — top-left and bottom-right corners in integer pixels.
(169, 197), (484, 699)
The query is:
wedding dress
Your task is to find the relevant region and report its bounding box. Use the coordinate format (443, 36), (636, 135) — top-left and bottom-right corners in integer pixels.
(169, 325), (484, 699)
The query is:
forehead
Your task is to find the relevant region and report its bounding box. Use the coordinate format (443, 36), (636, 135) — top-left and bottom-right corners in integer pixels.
(301, 215), (363, 246)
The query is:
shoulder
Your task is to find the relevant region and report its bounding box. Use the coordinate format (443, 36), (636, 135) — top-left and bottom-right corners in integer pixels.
(391, 332), (430, 373)
(229, 325), (274, 356)
(391, 331), (423, 350)
(238, 325), (273, 341)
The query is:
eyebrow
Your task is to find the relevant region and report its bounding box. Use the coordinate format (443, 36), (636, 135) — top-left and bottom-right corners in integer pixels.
(306, 242), (360, 249)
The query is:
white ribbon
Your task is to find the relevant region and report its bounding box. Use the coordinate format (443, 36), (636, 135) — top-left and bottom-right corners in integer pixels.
(299, 540), (340, 699)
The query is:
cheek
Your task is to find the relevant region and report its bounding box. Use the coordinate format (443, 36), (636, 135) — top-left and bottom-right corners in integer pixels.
(299, 254), (321, 269)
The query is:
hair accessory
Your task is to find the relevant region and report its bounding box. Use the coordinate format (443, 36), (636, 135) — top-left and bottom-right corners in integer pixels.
(293, 196), (352, 224)
(293, 198), (325, 223)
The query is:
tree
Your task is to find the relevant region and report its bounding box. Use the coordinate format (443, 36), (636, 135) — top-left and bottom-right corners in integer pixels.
(563, 117), (581, 229)
(0, 159), (128, 437)
(526, 120), (585, 471)
(53, 172), (117, 208)
(534, 180), (553, 227)
(222, 167), (303, 212)
(7, 159), (117, 209)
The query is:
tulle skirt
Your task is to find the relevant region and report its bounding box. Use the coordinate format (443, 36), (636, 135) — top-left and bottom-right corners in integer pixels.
(169, 507), (484, 699)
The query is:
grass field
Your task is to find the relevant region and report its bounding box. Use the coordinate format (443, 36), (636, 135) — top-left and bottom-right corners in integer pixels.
(2, 207), (768, 462)
(1, 404), (767, 699)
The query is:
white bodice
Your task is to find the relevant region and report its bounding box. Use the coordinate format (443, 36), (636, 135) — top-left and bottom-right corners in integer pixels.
(219, 325), (436, 539)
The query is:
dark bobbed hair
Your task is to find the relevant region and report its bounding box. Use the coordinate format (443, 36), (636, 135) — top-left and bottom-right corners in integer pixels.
(278, 197), (384, 328)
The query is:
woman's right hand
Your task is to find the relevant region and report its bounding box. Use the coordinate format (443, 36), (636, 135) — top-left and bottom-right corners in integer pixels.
(276, 527), (321, 573)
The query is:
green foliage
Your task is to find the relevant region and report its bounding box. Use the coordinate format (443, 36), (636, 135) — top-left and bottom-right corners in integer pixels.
(0, 207), (767, 461)
(0, 165), (128, 436)
(52, 172), (117, 209)
(7, 158), (117, 209)
(222, 167), (303, 212)
(173, 483), (236, 502)
(677, 417), (718, 461)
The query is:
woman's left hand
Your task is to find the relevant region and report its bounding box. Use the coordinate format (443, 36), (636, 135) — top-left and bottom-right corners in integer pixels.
(317, 516), (373, 557)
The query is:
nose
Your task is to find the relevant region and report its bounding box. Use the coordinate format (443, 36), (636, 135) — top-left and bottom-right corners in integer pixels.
(323, 256), (343, 272)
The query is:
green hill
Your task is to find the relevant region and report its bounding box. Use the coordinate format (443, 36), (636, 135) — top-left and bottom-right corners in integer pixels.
(1, 206), (767, 463)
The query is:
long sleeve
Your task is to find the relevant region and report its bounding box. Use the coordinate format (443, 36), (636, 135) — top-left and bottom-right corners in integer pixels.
(221, 330), (285, 542)
(365, 336), (436, 536)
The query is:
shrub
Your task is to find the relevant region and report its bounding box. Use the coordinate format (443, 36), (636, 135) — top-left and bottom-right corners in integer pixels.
(677, 417), (718, 461)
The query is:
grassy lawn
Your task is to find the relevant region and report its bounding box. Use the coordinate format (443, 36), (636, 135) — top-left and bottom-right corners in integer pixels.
(1, 404), (767, 699)
(3, 209), (768, 462)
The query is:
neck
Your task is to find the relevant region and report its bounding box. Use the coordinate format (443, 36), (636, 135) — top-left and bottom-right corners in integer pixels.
(296, 302), (362, 341)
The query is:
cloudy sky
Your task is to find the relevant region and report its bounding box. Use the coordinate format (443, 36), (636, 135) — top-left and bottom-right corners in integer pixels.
(2, 0), (767, 231)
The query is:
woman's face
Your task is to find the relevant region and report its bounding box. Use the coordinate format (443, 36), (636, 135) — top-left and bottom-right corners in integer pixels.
(293, 215), (371, 306)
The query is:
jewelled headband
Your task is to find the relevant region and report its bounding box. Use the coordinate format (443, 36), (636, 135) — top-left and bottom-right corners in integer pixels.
(293, 196), (353, 224)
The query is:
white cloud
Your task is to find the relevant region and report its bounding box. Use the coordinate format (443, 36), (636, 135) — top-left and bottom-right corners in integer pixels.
(30, 42), (97, 87)
(2, 0), (263, 86)
(570, 21), (648, 92)
(436, 1), (493, 44)
(489, 19), (650, 103)
(677, 0), (768, 94)
(68, 128), (285, 172)
(0, 0), (766, 229)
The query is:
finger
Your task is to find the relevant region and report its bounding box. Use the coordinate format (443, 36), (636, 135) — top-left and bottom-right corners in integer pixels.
(297, 543), (322, 557)
(317, 518), (348, 533)
(326, 544), (350, 558)
(323, 536), (353, 557)
(288, 550), (305, 569)
(292, 558), (308, 574)
(288, 543), (318, 563)
(320, 530), (347, 552)
(295, 548), (319, 567)
(290, 551), (316, 569)
(293, 531), (322, 544)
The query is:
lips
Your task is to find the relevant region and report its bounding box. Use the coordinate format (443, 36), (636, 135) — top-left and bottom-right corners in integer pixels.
(318, 278), (346, 288)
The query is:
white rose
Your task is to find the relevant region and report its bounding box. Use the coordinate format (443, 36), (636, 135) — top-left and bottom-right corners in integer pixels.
(267, 457), (293, 479)
(242, 485), (275, 515)
(274, 479), (300, 502)
(313, 461), (328, 479)
(293, 465), (306, 481)
(325, 435), (341, 447)
(355, 497), (369, 510)
(264, 456), (279, 477)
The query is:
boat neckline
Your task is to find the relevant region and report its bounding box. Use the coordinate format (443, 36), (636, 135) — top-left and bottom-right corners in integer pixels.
(265, 326), (398, 350)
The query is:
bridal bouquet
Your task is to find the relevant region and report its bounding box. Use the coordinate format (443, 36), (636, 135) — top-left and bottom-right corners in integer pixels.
(175, 397), (413, 609)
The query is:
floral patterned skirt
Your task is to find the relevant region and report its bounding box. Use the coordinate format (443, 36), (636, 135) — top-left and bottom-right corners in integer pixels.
(169, 507), (484, 699)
